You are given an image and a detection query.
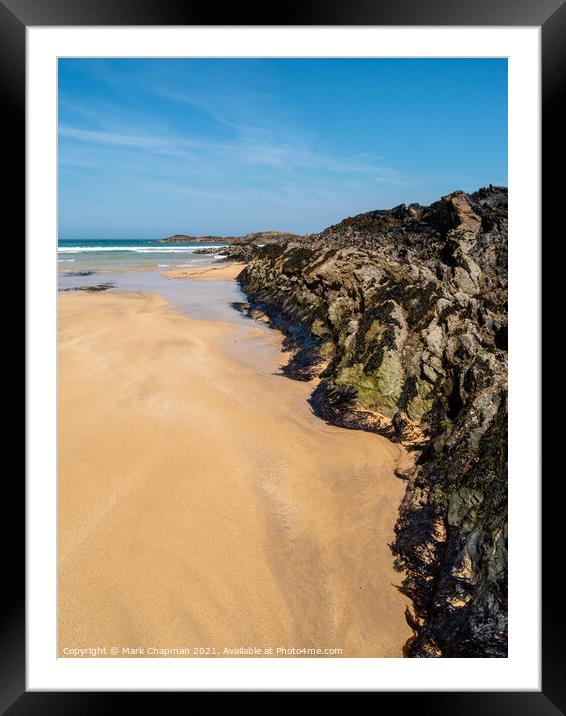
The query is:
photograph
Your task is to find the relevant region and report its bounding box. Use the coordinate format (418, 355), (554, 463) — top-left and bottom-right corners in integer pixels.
(7, 0), (556, 700)
(56, 57), (508, 660)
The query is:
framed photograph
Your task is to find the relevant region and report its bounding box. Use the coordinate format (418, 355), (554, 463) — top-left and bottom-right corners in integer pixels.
(9, 0), (557, 706)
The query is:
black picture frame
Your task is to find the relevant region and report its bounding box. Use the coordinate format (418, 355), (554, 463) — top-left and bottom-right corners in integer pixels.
(8, 0), (557, 707)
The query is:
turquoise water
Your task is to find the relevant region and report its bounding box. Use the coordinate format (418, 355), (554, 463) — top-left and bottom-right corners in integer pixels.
(58, 239), (229, 273)
(57, 239), (251, 325)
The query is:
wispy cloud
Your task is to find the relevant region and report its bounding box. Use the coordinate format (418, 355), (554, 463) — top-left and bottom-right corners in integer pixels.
(59, 119), (403, 183)
(61, 57), (506, 237)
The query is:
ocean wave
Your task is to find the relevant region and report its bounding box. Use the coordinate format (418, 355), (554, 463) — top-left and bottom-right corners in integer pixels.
(58, 245), (227, 253)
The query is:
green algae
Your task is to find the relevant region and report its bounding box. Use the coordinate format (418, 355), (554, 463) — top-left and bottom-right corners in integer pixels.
(336, 350), (404, 416)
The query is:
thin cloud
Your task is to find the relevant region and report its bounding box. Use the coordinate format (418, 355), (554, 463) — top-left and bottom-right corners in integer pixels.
(59, 119), (403, 183)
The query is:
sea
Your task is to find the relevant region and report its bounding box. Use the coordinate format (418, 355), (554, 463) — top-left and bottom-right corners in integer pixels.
(58, 239), (229, 273)
(57, 239), (249, 324)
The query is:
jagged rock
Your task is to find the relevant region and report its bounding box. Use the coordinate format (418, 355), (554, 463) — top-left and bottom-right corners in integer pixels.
(236, 185), (508, 658)
(444, 191), (482, 234)
(191, 247), (229, 255)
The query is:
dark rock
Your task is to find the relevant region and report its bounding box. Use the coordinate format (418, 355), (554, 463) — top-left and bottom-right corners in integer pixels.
(60, 283), (115, 292)
(191, 247), (229, 255)
(236, 186), (508, 658)
(392, 411), (407, 435)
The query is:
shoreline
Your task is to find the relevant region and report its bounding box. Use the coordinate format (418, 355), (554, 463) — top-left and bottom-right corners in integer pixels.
(58, 271), (413, 657)
(163, 262), (245, 281)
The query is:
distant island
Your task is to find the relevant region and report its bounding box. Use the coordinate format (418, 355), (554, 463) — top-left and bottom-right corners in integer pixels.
(159, 231), (303, 245)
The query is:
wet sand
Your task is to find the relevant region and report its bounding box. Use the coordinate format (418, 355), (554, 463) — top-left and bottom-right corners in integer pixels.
(163, 262), (245, 281)
(58, 286), (412, 658)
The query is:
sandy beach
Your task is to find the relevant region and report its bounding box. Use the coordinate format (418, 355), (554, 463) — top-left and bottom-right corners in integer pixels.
(163, 262), (245, 281)
(58, 280), (412, 657)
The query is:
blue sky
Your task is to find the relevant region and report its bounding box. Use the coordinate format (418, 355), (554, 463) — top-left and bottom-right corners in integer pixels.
(58, 58), (507, 239)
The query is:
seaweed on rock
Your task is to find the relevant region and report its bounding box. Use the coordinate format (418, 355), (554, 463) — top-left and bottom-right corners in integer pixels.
(236, 186), (508, 657)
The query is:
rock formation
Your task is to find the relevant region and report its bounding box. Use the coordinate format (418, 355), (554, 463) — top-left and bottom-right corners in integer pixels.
(235, 186), (508, 657)
(60, 282), (115, 292)
(191, 247), (230, 255)
(159, 230), (302, 244)
(159, 234), (225, 244)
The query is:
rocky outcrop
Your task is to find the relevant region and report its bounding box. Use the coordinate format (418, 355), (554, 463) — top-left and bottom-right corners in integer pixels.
(159, 230), (303, 244)
(60, 282), (115, 292)
(159, 234), (224, 244)
(191, 247), (230, 255)
(232, 231), (304, 245)
(236, 186), (508, 658)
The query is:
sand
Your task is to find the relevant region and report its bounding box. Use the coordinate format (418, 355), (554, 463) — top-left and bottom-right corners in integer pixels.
(163, 262), (245, 281)
(58, 288), (413, 658)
